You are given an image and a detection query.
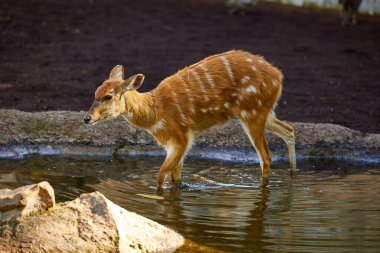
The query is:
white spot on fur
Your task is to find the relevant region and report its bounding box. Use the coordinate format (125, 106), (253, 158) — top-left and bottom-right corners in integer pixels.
(258, 59), (264, 64)
(176, 74), (195, 114)
(171, 90), (187, 125)
(191, 69), (209, 102)
(241, 110), (248, 118)
(221, 56), (234, 83)
(262, 82), (267, 88)
(199, 64), (215, 89)
(245, 86), (257, 94)
(241, 76), (250, 84)
(251, 66), (257, 72)
(224, 102), (230, 109)
(201, 108), (208, 113)
(252, 109), (256, 116)
(246, 58), (253, 63)
(272, 80), (278, 86)
(232, 93), (238, 97)
(149, 119), (165, 133)
(258, 99), (263, 107)
(214, 106), (220, 111)
(166, 145), (174, 157)
(127, 112), (134, 119)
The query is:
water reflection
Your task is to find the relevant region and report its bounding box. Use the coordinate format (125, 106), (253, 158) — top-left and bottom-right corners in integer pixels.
(0, 156), (379, 252)
(243, 186), (271, 253)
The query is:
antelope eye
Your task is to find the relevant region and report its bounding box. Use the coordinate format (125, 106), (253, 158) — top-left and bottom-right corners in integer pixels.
(103, 95), (112, 101)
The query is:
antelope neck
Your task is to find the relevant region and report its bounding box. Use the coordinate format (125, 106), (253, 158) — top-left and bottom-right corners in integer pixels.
(121, 90), (160, 129)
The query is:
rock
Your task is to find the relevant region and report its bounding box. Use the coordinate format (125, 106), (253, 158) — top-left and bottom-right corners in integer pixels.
(0, 109), (378, 161)
(0, 186), (184, 253)
(0, 181), (55, 222)
(105, 197), (184, 253)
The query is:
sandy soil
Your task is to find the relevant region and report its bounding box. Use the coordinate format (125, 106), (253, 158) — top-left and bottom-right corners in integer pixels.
(0, 0), (379, 133)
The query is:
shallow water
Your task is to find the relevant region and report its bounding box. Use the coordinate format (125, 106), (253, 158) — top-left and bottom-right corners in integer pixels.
(1, 156), (380, 253)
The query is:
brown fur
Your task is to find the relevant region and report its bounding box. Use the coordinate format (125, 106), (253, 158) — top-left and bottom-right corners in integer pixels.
(95, 80), (120, 99)
(85, 50), (296, 188)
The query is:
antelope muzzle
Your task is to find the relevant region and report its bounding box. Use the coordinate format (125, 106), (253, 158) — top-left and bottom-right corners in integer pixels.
(83, 114), (92, 124)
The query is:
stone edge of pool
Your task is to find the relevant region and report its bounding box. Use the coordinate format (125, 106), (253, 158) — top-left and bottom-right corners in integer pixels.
(0, 109), (379, 162)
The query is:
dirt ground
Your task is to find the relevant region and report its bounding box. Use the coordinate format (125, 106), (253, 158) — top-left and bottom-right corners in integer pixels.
(0, 0), (379, 133)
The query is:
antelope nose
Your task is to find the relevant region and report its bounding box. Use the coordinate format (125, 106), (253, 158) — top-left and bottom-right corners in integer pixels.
(84, 115), (92, 124)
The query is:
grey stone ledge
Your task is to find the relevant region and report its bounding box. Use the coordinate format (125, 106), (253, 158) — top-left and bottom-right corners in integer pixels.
(0, 109), (378, 162)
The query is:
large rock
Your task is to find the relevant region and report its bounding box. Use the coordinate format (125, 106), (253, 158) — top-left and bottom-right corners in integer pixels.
(0, 186), (185, 253)
(0, 109), (378, 161)
(0, 181), (55, 222)
(105, 197), (184, 253)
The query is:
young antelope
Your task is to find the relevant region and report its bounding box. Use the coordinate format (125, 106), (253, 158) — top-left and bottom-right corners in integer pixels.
(84, 50), (296, 188)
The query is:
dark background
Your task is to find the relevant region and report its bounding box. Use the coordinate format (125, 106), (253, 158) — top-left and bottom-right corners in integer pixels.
(0, 0), (379, 133)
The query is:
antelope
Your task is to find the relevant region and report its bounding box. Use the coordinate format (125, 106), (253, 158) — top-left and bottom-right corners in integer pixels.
(225, 0), (257, 15)
(339, 0), (362, 25)
(84, 50), (296, 188)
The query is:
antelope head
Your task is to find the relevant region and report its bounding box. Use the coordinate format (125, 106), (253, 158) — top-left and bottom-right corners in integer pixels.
(84, 65), (145, 125)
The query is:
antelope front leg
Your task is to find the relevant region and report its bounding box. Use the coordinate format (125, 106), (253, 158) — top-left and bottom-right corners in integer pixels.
(170, 160), (183, 187)
(157, 146), (186, 188)
(240, 119), (271, 187)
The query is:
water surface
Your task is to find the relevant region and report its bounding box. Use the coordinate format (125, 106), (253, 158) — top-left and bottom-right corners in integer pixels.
(0, 156), (379, 253)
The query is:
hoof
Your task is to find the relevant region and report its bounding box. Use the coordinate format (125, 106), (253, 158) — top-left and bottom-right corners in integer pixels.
(262, 177), (269, 187)
(156, 187), (164, 196)
(169, 180), (190, 190)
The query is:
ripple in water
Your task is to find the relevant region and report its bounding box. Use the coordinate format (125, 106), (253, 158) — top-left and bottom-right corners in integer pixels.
(0, 156), (379, 253)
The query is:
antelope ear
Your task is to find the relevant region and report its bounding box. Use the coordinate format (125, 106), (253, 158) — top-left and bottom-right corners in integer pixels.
(109, 65), (124, 80)
(121, 74), (145, 93)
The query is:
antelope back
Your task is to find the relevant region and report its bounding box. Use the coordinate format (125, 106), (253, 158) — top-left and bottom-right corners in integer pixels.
(152, 50), (283, 132)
